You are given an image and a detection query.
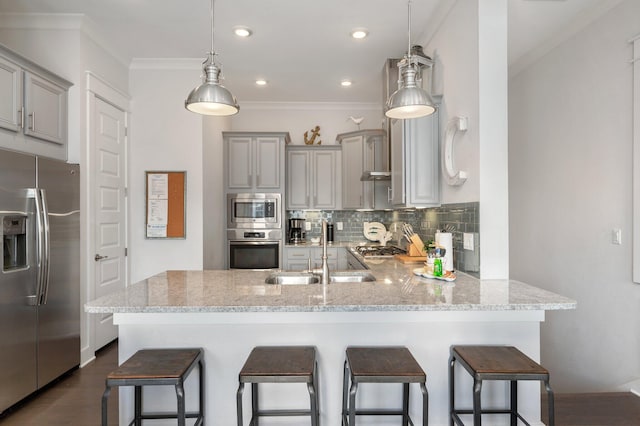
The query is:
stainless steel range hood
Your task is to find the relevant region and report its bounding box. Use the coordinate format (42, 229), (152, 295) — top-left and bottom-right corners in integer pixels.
(360, 170), (391, 181)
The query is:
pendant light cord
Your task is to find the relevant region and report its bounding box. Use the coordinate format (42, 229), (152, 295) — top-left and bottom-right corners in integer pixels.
(210, 0), (215, 56)
(407, 0), (412, 57)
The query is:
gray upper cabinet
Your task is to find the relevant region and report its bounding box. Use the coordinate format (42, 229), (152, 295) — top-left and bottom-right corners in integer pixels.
(390, 110), (441, 208)
(338, 129), (391, 210)
(0, 45), (71, 160)
(286, 145), (341, 210)
(0, 56), (22, 133)
(223, 132), (290, 193)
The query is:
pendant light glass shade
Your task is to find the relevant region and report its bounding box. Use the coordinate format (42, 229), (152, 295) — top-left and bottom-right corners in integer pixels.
(185, 0), (239, 116)
(385, 62), (435, 119)
(385, 0), (436, 120)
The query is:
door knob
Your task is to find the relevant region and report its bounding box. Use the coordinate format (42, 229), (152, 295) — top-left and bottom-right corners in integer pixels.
(94, 254), (108, 261)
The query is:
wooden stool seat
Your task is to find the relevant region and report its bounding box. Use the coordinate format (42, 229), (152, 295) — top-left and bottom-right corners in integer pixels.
(102, 348), (204, 426)
(237, 346), (319, 426)
(343, 346), (428, 425)
(449, 345), (554, 426)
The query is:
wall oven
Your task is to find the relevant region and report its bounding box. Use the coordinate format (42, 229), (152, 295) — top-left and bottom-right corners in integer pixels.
(227, 193), (280, 229)
(227, 229), (282, 270)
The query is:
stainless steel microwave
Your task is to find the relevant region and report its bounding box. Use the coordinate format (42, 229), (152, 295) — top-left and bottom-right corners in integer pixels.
(227, 193), (281, 229)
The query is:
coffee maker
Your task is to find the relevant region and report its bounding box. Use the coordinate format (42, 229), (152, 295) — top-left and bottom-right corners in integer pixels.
(288, 218), (305, 244)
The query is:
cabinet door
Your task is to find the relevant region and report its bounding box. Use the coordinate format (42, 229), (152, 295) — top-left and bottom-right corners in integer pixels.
(226, 136), (253, 190)
(341, 135), (365, 209)
(0, 56), (22, 133)
(255, 136), (281, 190)
(406, 113), (440, 206)
(23, 72), (66, 145)
(390, 119), (405, 205)
(286, 150), (311, 209)
(285, 247), (311, 270)
(313, 150), (337, 209)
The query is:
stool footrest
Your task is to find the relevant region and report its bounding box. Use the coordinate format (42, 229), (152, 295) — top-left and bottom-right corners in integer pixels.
(253, 409), (313, 416)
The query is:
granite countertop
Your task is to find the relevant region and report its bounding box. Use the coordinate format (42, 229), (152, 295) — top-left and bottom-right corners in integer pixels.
(85, 254), (576, 314)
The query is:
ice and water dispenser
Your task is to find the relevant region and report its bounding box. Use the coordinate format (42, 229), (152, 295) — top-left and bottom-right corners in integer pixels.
(3, 216), (27, 271)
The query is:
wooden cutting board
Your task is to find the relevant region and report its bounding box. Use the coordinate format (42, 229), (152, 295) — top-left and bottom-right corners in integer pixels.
(394, 254), (426, 264)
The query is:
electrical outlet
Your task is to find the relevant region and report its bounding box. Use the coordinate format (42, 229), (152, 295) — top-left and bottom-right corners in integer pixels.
(463, 233), (474, 251)
(337, 222), (343, 231)
(305, 221), (311, 231)
(612, 228), (622, 245)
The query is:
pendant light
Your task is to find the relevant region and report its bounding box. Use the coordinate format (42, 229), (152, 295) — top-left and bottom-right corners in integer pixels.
(185, 0), (239, 116)
(385, 0), (436, 119)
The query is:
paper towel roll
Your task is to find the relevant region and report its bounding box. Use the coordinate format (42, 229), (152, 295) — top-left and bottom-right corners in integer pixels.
(437, 232), (454, 271)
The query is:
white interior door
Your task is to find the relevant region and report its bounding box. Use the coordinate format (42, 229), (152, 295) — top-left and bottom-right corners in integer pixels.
(93, 97), (126, 350)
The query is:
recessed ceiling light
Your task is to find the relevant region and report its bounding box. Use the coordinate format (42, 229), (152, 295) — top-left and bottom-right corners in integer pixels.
(255, 79), (268, 86)
(233, 26), (252, 37)
(351, 29), (368, 39)
(341, 80), (352, 87)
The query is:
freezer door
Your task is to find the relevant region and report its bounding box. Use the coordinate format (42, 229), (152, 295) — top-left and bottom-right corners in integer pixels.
(0, 150), (38, 413)
(36, 157), (80, 387)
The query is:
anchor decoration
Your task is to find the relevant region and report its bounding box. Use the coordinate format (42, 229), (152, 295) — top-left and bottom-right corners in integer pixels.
(304, 125), (322, 145)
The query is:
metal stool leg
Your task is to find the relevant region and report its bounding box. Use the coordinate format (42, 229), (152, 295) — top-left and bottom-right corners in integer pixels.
(510, 380), (517, 426)
(101, 385), (111, 426)
(420, 382), (429, 426)
(307, 379), (318, 426)
(402, 382), (410, 426)
(134, 385), (142, 426)
(545, 380), (555, 426)
(236, 382), (245, 426)
(251, 382), (259, 426)
(342, 361), (349, 425)
(348, 381), (358, 426)
(199, 359), (205, 425)
(175, 382), (186, 426)
(449, 354), (455, 426)
(472, 379), (482, 426)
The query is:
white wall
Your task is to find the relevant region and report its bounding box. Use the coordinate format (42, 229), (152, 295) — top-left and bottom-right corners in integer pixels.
(422, 0), (509, 279)
(509, 0), (640, 391)
(128, 62), (204, 283)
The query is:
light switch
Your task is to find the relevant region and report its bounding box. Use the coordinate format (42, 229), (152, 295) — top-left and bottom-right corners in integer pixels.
(612, 228), (622, 245)
(463, 233), (474, 251)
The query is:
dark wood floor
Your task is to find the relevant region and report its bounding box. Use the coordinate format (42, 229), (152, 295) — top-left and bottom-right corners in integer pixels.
(0, 341), (118, 425)
(1, 340), (639, 425)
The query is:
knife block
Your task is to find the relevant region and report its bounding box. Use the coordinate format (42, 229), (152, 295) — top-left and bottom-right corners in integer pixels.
(407, 234), (427, 257)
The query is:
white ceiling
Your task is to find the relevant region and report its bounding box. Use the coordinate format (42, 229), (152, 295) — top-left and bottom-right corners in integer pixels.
(0, 0), (620, 103)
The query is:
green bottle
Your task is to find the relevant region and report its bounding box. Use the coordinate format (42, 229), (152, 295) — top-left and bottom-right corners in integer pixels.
(434, 258), (443, 277)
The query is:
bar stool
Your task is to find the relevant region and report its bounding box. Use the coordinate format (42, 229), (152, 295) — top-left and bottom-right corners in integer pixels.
(236, 346), (319, 426)
(449, 345), (554, 426)
(101, 347), (204, 426)
(342, 346), (429, 425)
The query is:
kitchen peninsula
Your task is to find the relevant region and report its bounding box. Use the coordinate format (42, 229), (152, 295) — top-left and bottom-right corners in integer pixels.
(86, 256), (575, 426)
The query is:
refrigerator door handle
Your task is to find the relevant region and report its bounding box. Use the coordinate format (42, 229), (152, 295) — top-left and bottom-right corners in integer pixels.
(39, 189), (51, 305)
(27, 188), (46, 306)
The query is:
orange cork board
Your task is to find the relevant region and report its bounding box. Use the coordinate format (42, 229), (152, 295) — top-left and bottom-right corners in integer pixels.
(145, 171), (186, 239)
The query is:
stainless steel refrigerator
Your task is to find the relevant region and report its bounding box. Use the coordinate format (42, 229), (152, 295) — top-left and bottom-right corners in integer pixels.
(0, 149), (80, 414)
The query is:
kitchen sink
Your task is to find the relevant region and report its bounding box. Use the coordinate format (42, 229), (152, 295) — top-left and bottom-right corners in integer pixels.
(265, 271), (376, 285)
(264, 272), (320, 285)
(329, 271), (377, 283)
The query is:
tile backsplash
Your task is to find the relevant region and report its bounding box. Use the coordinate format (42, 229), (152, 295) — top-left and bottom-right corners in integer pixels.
(286, 202), (480, 277)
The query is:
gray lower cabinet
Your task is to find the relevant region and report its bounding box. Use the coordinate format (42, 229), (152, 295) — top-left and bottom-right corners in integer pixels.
(286, 146), (341, 210)
(223, 132), (290, 192)
(0, 46), (71, 160)
(283, 246), (347, 271)
(338, 129), (391, 210)
(390, 109), (440, 208)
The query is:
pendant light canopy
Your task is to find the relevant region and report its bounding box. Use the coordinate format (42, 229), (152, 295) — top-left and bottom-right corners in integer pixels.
(385, 0), (436, 119)
(185, 0), (239, 116)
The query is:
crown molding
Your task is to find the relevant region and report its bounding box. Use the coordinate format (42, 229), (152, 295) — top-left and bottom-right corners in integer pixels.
(0, 12), (130, 68)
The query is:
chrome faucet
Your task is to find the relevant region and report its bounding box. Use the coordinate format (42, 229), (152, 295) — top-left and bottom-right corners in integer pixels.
(320, 219), (330, 284)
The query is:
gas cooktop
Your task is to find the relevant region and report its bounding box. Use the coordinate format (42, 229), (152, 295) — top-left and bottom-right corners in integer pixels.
(353, 245), (406, 258)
